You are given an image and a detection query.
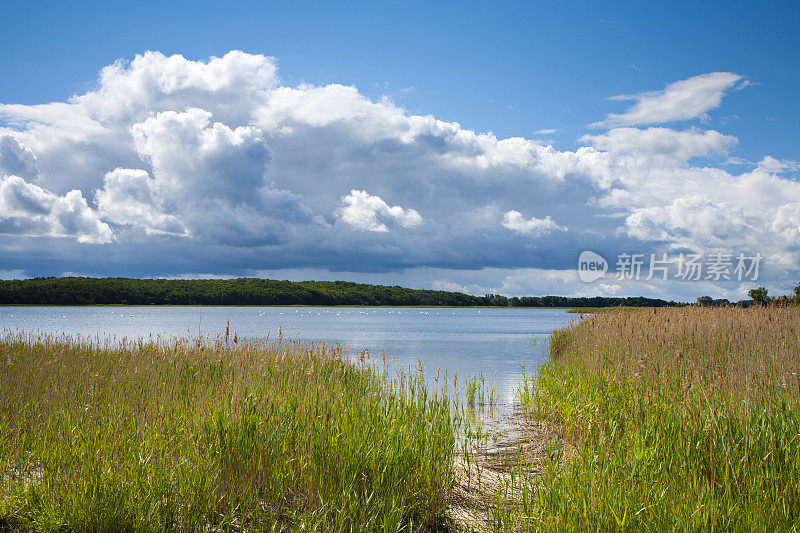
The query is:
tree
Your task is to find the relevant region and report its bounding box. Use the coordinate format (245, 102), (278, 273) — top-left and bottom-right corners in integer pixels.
(748, 286), (770, 306)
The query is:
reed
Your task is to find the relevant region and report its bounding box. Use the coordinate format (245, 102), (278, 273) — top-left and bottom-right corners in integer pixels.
(465, 374), (478, 406)
(497, 306), (800, 530)
(0, 331), (456, 531)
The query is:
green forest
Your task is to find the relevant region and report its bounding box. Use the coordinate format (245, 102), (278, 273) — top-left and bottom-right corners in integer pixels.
(0, 277), (683, 307)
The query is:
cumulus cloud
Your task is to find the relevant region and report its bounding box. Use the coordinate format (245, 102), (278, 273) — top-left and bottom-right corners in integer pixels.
(125, 106), (316, 245)
(773, 203), (800, 248)
(339, 190), (421, 232)
(130, 107), (270, 203)
(0, 175), (113, 243)
(591, 72), (744, 127)
(597, 283), (622, 295)
(0, 52), (797, 298)
(0, 134), (38, 178)
(95, 168), (186, 235)
(624, 195), (755, 250)
(502, 210), (565, 236)
(74, 50), (277, 125)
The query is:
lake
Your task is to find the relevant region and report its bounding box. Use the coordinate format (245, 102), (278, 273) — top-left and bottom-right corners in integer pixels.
(0, 306), (574, 410)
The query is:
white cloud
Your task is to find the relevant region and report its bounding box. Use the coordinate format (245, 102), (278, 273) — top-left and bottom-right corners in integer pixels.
(0, 269), (25, 280)
(755, 156), (800, 175)
(339, 190), (421, 232)
(130, 107), (269, 203)
(432, 279), (470, 293)
(582, 127), (736, 162)
(74, 50), (277, 125)
(0, 52), (797, 298)
(0, 175), (113, 243)
(502, 210), (565, 236)
(597, 283), (622, 295)
(624, 195), (755, 250)
(772, 202), (800, 247)
(591, 72), (744, 127)
(95, 168), (186, 235)
(126, 107), (318, 245)
(0, 134), (38, 178)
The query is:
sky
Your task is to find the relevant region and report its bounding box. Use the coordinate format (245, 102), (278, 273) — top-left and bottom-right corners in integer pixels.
(1, 0), (798, 301)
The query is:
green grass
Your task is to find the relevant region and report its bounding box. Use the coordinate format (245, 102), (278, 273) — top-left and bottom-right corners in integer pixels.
(492, 306), (800, 530)
(0, 333), (457, 531)
(7, 307), (794, 531)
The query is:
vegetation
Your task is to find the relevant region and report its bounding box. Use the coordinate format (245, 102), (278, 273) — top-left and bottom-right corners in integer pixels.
(748, 286), (771, 305)
(746, 282), (800, 307)
(695, 295), (745, 307)
(505, 294), (681, 309)
(0, 332), (457, 531)
(496, 307), (800, 530)
(0, 276), (682, 308)
(566, 307), (631, 314)
(6, 292), (796, 529)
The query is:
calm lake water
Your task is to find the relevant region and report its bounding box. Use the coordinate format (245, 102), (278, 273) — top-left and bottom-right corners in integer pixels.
(0, 306), (573, 409)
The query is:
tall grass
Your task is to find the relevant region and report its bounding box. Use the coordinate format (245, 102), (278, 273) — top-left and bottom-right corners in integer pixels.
(12, 307), (793, 531)
(0, 331), (456, 531)
(498, 306), (800, 530)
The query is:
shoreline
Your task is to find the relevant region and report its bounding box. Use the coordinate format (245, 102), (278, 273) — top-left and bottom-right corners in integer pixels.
(0, 303), (580, 309)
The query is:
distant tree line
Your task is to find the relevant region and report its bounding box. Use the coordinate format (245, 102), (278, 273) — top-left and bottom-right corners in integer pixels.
(744, 283), (800, 307)
(695, 282), (800, 308)
(695, 296), (743, 307)
(0, 277), (684, 308)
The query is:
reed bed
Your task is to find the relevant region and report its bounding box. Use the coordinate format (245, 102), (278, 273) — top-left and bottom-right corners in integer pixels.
(0, 331), (456, 531)
(496, 306), (800, 530)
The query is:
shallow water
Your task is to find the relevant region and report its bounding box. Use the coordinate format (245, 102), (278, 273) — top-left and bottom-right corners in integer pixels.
(0, 305), (573, 412)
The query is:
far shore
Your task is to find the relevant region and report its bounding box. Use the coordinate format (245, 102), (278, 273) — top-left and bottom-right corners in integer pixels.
(0, 303), (582, 309)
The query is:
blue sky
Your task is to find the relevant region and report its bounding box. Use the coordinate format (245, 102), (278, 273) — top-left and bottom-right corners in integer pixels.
(3, 1), (798, 160)
(1, 1), (799, 300)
